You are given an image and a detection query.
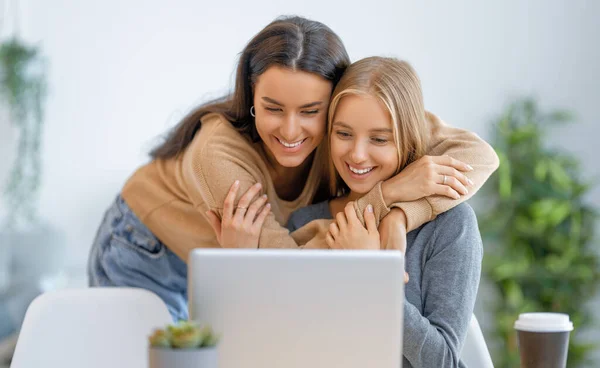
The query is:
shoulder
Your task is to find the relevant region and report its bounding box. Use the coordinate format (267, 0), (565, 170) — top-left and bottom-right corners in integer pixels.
(183, 113), (258, 168)
(433, 203), (480, 242)
(416, 203), (482, 259)
(195, 113), (253, 153)
(435, 202), (478, 227)
(416, 202), (478, 231)
(286, 201), (332, 232)
(423, 110), (448, 128)
(180, 114), (265, 199)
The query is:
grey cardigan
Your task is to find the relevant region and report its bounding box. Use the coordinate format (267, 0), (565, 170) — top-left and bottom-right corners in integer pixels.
(287, 202), (483, 368)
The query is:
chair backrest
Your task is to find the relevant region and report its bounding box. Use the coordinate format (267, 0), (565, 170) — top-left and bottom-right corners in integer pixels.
(10, 287), (172, 368)
(460, 314), (495, 368)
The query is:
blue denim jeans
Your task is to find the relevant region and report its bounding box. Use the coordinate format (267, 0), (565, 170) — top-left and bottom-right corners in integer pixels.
(87, 195), (188, 321)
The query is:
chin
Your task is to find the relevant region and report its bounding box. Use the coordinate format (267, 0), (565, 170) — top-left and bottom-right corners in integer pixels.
(345, 182), (375, 195)
(275, 154), (311, 168)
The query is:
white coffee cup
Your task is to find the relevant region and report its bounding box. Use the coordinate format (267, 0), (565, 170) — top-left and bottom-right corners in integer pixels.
(514, 313), (573, 368)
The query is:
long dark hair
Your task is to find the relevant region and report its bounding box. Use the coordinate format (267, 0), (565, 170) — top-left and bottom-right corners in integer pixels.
(150, 16), (350, 159)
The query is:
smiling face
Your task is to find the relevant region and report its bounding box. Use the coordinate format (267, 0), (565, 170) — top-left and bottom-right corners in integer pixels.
(253, 66), (333, 168)
(330, 93), (399, 196)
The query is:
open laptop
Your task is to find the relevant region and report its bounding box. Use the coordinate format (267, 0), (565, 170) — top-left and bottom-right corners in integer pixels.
(188, 249), (404, 368)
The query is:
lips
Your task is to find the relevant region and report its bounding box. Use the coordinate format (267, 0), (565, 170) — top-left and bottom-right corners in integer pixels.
(344, 162), (376, 180)
(348, 164), (374, 175)
(273, 136), (309, 154)
(276, 137), (306, 148)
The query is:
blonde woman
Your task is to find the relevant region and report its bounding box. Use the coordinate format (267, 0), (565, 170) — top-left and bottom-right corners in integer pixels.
(218, 57), (482, 367)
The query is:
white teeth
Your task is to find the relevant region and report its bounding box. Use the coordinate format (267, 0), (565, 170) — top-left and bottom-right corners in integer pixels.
(348, 165), (374, 175)
(277, 138), (304, 148)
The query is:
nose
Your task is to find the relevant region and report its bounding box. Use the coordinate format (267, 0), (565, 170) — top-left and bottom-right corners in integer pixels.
(350, 140), (368, 164)
(280, 113), (302, 141)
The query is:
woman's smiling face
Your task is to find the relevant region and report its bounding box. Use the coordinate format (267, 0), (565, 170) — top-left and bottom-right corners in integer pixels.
(253, 66), (333, 168)
(330, 93), (399, 195)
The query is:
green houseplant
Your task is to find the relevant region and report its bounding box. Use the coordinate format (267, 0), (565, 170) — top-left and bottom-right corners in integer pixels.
(148, 320), (220, 368)
(1, 37), (48, 297)
(479, 98), (600, 367)
(0, 38), (46, 230)
(0, 37), (66, 356)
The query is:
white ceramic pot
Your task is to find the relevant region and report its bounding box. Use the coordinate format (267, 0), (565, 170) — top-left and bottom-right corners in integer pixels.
(149, 347), (218, 368)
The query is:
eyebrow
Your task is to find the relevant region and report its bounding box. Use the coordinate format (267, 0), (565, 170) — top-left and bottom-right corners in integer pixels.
(261, 96), (323, 109)
(333, 121), (393, 134)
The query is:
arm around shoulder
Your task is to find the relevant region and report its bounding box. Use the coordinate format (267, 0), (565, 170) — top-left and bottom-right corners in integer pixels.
(387, 112), (500, 231)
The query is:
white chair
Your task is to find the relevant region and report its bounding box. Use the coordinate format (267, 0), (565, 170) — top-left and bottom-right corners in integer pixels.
(460, 314), (495, 367)
(10, 287), (172, 368)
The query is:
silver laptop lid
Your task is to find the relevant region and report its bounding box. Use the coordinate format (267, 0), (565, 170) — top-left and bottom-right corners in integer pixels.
(189, 249), (404, 368)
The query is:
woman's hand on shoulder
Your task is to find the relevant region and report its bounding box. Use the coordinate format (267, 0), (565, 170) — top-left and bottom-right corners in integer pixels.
(381, 155), (475, 204)
(206, 180), (271, 248)
(326, 202), (379, 250)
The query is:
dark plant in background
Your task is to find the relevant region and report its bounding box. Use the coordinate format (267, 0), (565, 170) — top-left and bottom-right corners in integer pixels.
(0, 38), (47, 229)
(479, 98), (600, 367)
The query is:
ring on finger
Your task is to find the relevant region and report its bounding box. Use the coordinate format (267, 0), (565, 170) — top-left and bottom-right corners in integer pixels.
(443, 175), (447, 185)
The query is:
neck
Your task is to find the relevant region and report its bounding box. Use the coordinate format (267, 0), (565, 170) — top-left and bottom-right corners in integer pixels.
(328, 190), (365, 217)
(262, 143), (314, 200)
(266, 149), (314, 181)
(273, 159), (312, 181)
(347, 191), (362, 202)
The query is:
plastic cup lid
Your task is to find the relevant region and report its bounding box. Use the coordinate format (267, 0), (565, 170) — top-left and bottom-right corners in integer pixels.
(514, 313), (573, 332)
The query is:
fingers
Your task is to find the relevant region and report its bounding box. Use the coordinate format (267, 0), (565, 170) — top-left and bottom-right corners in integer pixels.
(233, 183), (262, 223)
(244, 194), (268, 227)
(335, 211), (348, 231)
(438, 172), (469, 196)
(404, 271), (410, 284)
(325, 232), (335, 248)
(438, 165), (473, 193)
(222, 180), (240, 223)
(344, 202), (360, 226)
(417, 156), (473, 199)
(433, 155), (473, 172)
(329, 222), (340, 239)
(433, 183), (461, 200)
(251, 203), (271, 234)
(205, 210), (222, 244)
(363, 205), (377, 234)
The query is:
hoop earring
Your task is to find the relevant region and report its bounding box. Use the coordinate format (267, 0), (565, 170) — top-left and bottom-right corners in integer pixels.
(250, 106), (255, 117)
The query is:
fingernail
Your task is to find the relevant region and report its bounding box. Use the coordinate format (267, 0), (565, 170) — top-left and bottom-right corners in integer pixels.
(468, 178), (474, 186)
(234, 180), (240, 186)
(262, 194), (267, 199)
(255, 183), (262, 189)
(466, 165), (474, 171)
(266, 203), (271, 209)
(367, 204), (373, 213)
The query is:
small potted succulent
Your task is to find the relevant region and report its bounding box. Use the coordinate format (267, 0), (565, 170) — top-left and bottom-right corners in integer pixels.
(148, 320), (219, 368)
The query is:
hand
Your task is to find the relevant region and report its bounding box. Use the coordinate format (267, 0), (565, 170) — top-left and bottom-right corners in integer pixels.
(206, 180), (271, 248)
(381, 155), (475, 204)
(326, 202), (379, 250)
(379, 208), (409, 284)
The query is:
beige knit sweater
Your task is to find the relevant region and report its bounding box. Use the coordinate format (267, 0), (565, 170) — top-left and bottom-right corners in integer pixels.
(122, 112), (499, 262)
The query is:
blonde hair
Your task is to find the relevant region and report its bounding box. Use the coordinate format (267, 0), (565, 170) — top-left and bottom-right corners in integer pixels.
(327, 56), (429, 196)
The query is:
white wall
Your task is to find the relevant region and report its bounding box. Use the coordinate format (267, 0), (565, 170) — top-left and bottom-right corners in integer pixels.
(1, 0), (599, 362)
